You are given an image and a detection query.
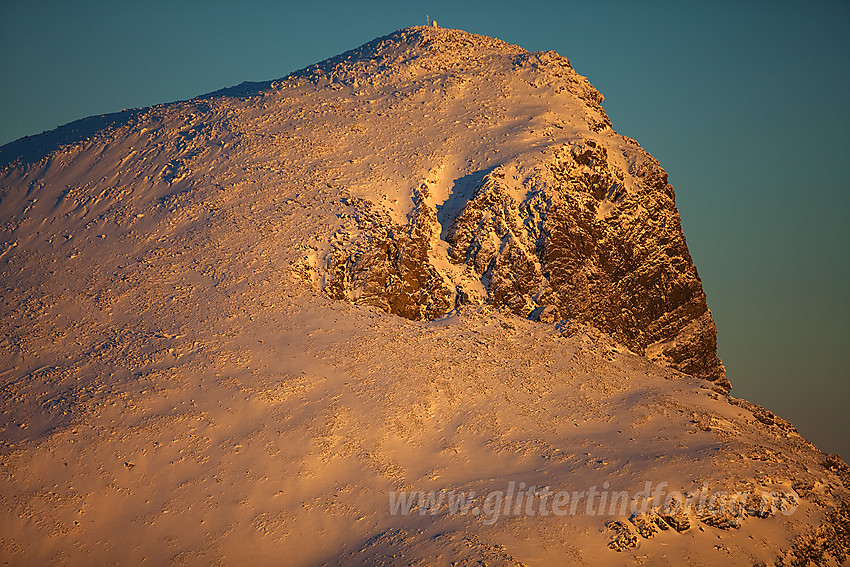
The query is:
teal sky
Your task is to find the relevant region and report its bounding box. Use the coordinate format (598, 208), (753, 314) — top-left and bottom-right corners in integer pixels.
(2, 1), (848, 458)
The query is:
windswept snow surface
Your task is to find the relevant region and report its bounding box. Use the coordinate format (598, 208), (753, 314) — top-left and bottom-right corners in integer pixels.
(1, 26), (848, 566)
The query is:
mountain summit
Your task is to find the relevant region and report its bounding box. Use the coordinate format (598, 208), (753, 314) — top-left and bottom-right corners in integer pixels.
(1, 27), (847, 566)
(244, 25), (726, 388)
(1, 26), (725, 388)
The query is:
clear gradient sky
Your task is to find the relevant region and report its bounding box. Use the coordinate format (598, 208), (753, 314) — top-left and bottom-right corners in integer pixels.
(2, 1), (848, 458)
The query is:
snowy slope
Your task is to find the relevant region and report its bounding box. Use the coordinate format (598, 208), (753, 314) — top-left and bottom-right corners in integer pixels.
(1, 26), (848, 566)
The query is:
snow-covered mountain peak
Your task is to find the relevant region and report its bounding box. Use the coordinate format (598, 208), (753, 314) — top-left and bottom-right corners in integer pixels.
(250, 27), (724, 388)
(3, 28), (848, 565)
(0, 26), (722, 386)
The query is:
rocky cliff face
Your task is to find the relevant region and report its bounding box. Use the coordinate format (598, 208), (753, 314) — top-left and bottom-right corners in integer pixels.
(314, 27), (727, 388)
